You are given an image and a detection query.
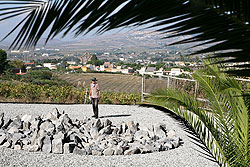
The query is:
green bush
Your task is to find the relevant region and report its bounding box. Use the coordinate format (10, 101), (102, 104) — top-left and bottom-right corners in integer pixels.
(25, 70), (53, 80)
(0, 81), (141, 104)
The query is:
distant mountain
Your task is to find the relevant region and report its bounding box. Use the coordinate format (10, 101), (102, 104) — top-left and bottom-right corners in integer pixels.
(1, 30), (207, 52)
(58, 30), (203, 52)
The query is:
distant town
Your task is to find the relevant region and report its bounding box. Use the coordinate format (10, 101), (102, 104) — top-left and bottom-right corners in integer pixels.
(7, 46), (203, 78)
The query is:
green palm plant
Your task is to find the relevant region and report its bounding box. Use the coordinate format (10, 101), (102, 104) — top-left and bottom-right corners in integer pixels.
(0, 0), (250, 76)
(147, 61), (250, 167)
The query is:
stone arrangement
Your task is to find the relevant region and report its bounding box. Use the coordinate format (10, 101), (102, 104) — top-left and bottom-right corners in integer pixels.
(0, 108), (181, 155)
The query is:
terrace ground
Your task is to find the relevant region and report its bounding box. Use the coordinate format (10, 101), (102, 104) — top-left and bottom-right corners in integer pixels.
(0, 103), (218, 167)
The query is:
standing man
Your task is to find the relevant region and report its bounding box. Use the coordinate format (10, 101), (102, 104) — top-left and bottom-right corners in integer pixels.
(89, 78), (101, 118)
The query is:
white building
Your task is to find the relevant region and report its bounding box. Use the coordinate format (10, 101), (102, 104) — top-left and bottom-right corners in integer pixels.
(174, 61), (185, 66)
(154, 68), (164, 75)
(170, 68), (183, 76)
(137, 67), (147, 75)
(42, 53), (49, 57)
(11, 50), (20, 53)
(43, 63), (57, 70)
(121, 68), (134, 74)
(100, 65), (105, 71)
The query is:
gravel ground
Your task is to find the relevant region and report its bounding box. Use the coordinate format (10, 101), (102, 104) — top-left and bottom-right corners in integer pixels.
(0, 103), (219, 167)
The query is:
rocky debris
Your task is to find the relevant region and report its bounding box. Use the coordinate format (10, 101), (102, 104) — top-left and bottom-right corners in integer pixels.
(0, 113), (4, 128)
(0, 109), (182, 155)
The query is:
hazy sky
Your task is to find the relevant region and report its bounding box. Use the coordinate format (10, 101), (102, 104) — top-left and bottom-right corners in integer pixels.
(0, 1), (163, 48)
(0, 7), (150, 45)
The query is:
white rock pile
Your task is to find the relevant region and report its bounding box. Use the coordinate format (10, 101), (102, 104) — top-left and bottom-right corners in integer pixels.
(0, 108), (181, 155)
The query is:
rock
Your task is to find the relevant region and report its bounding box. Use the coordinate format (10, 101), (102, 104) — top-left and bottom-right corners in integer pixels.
(112, 127), (119, 135)
(21, 114), (34, 123)
(7, 127), (19, 134)
(99, 125), (112, 135)
(67, 130), (87, 143)
(107, 138), (118, 146)
(171, 137), (180, 148)
(22, 139), (31, 146)
(104, 119), (112, 127)
(153, 123), (166, 139)
(64, 142), (75, 154)
(0, 113), (4, 128)
(79, 124), (90, 134)
(90, 127), (99, 140)
(127, 121), (138, 134)
(2, 118), (12, 130)
(55, 122), (65, 133)
(99, 140), (108, 150)
(9, 116), (22, 129)
(164, 141), (173, 149)
(72, 118), (81, 128)
(40, 120), (55, 136)
(30, 130), (39, 145)
(119, 122), (128, 134)
(82, 143), (92, 155)
(53, 131), (65, 140)
(11, 133), (23, 145)
(73, 146), (87, 155)
(58, 114), (73, 130)
(22, 145), (29, 151)
(93, 119), (102, 130)
(124, 135), (133, 143)
(139, 125), (154, 138)
(30, 117), (42, 132)
(134, 130), (149, 141)
(167, 130), (176, 138)
(158, 137), (170, 144)
(28, 145), (39, 152)
(1, 140), (11, 148)
(0, 110), (182, 156)
(24, 130), (32, 137)
(92, 149), (102, 156)
(42, 136), (52, 153)
(14, 145), (22, 150)
(140, 144), (156, 153)
(128, 142), (142, 149)
(103, 147), (114, 156)
(0, 129), (4, 135)
(0, 134), (7, 145)
(114, 146), (123, 155)
(124, 147), (141, 155)
(45, 108), (60, 122)
(21, 114), (33, 131)
(159, 124), (168, 133)
(52, 138), (63, 154)
(154, 142), (163, 151)
(22, 122), (31, 131)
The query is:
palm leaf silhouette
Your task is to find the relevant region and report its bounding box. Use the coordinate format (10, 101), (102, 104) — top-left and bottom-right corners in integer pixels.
(0, 0), (250, 75)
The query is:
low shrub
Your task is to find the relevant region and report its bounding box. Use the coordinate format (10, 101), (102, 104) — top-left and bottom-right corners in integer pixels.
(0, 81), (141, 105)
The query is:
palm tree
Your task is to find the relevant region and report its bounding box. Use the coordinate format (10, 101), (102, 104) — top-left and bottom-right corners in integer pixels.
(0, 0), (250, 76)
(9, 59), (24, 69)
(148, 60), (250, 166)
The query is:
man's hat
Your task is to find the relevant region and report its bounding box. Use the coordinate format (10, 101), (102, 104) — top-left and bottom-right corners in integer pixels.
(91, 77), (97, 81)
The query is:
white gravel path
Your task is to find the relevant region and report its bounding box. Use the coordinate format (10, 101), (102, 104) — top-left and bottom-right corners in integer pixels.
(0, 103), (219, 167)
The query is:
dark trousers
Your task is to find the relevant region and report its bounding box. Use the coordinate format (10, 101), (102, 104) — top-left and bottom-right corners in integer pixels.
(91, 98), (99, 118)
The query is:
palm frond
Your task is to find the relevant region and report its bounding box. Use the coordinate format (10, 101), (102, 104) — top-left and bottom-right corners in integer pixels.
(148, 61), (250, 166)
(0, 0), (250, 75)
(148, 88), (229, 166)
